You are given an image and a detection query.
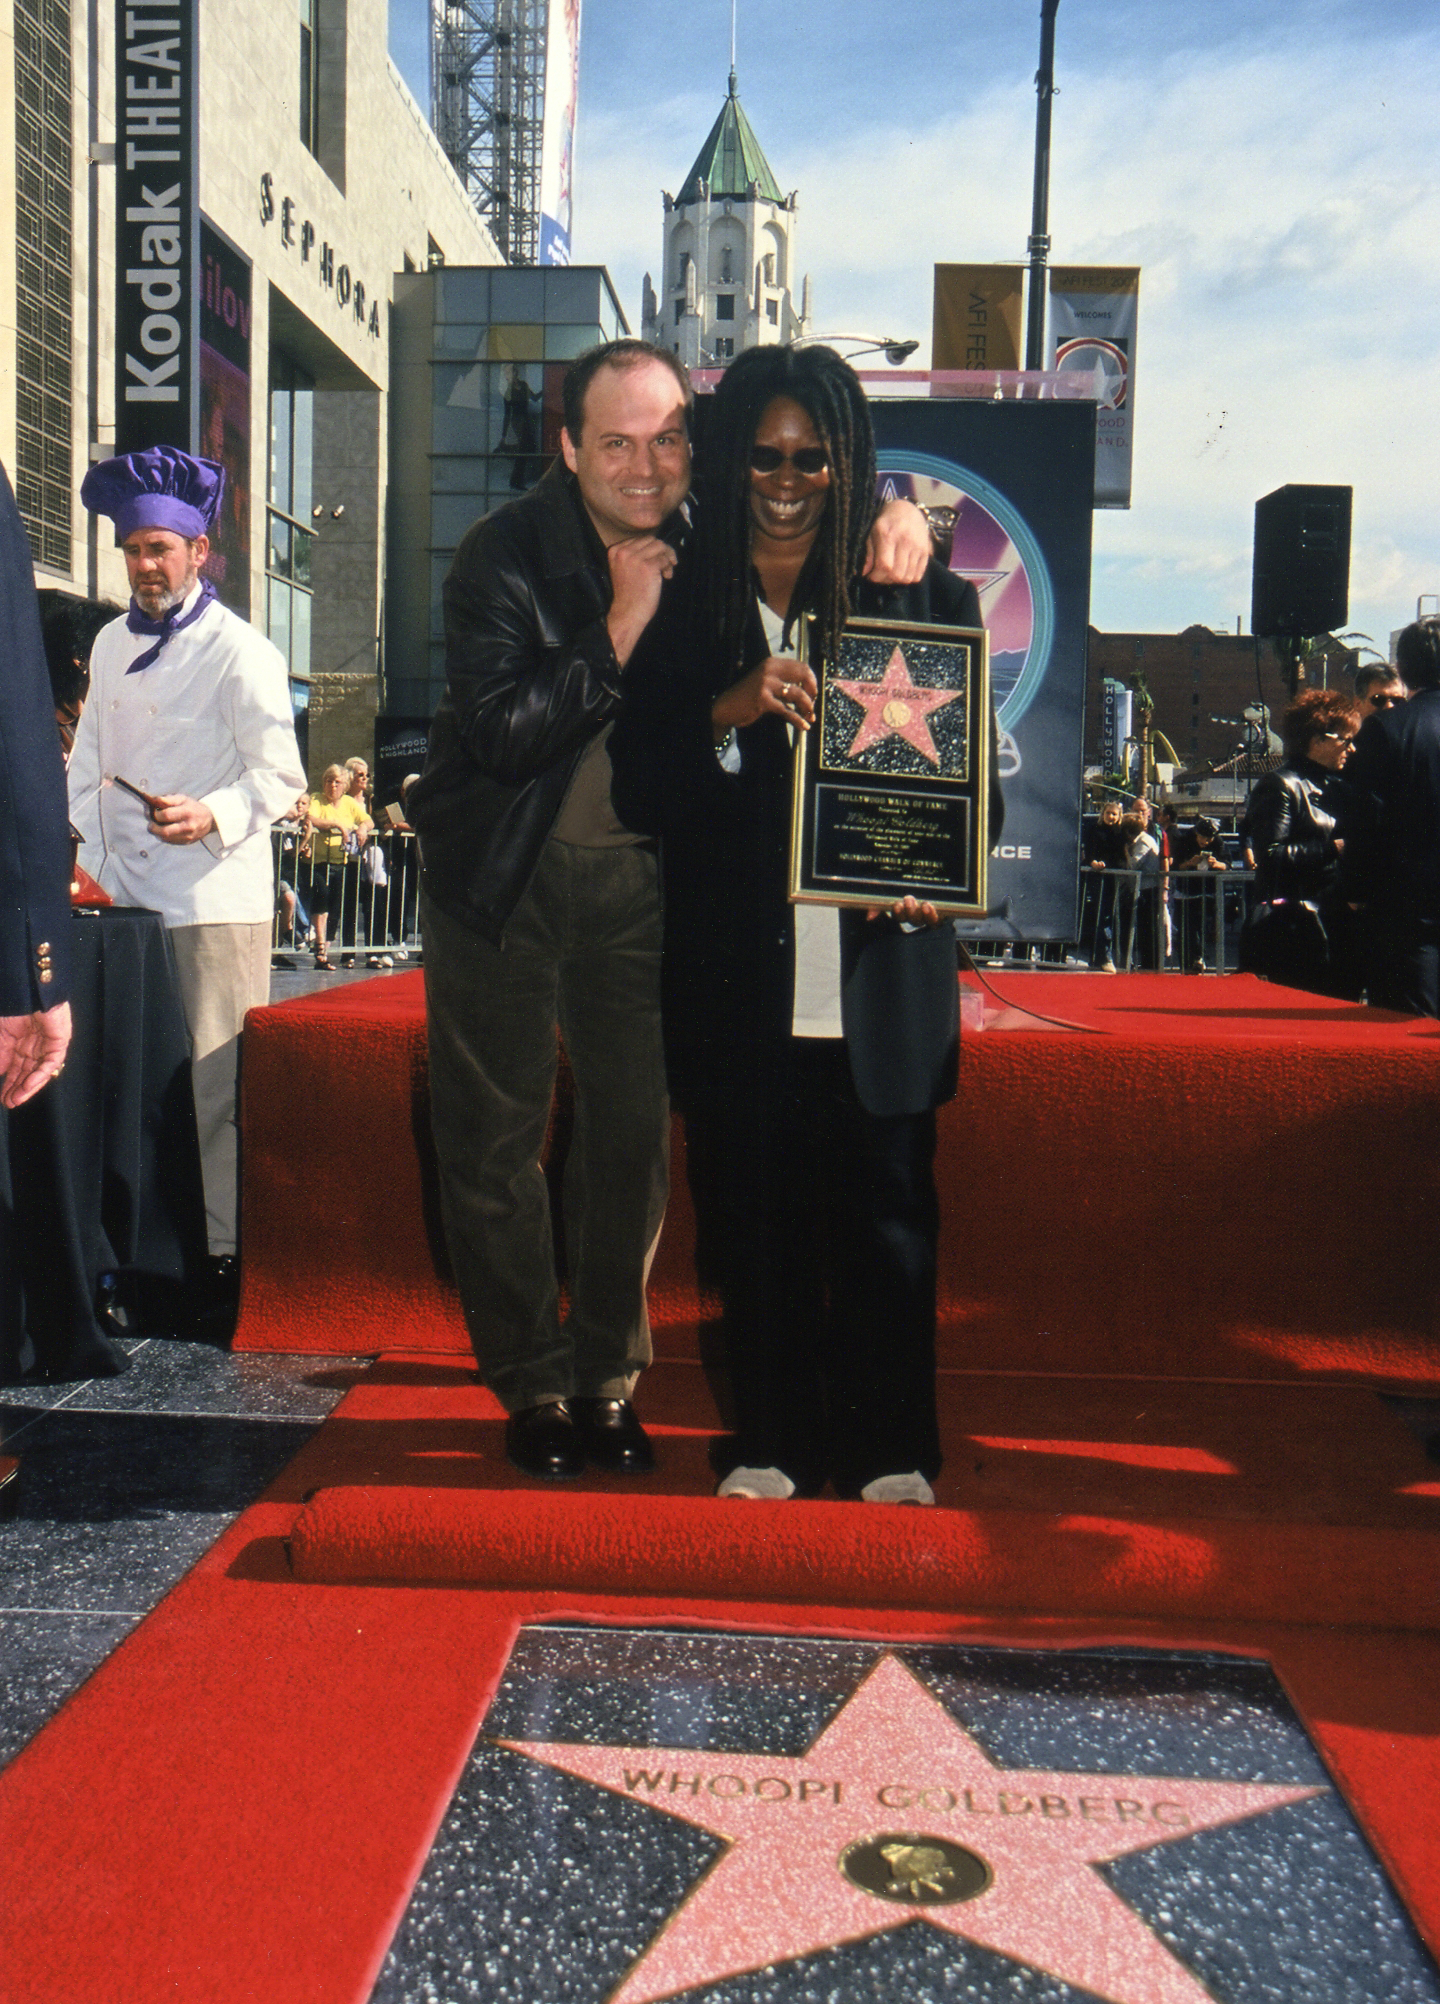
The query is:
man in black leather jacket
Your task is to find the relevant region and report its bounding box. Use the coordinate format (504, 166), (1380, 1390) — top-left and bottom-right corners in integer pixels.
(407, 340), (691, 1481)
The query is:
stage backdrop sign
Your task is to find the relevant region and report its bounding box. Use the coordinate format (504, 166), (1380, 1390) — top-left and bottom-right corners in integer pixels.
(931, 265), (1024, 372)
(871, 399), (1095, 944)
(115, 0), (199, 452)
(198, 220), (251, 616)
(538, 0), (581, 265)
(1049, 266), (1139, 509)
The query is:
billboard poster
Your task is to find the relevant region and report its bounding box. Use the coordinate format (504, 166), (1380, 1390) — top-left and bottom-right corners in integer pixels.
(870, 399), (1096, 944)
(538, 0), (581, 266)
(115, 0), (199, 451)
(1049, 266), (1139, 509)
(198, 220), (251, 616)
(931, 265), (1024, 372)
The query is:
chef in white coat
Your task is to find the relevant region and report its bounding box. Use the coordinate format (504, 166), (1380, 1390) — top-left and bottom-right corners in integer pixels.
(69, 447), (305, 1311)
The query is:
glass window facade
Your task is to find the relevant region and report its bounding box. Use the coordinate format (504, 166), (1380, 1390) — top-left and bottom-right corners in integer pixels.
(13, 0), (73, 573)
(267, 352), (316, 706)
(383, 265), (629, 720)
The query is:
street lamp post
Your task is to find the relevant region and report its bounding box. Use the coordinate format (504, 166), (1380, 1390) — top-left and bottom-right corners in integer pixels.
(1025, 0), (1061, 371)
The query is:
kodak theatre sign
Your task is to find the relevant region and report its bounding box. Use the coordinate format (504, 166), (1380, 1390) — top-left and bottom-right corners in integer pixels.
(115, 0), (199, 452)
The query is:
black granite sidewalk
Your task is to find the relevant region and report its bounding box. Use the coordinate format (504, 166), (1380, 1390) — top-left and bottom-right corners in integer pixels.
(0, 1336), (361, 1771)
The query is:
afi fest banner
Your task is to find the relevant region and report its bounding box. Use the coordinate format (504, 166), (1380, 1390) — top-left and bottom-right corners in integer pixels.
(870, 400), (1096, 945)
(538, 0), (581, 265)
(931, 265), (1024, 372)
(1049, 267), (1139, 509)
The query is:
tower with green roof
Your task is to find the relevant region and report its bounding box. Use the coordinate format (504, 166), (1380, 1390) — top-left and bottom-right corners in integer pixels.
(641, 70), (810, 368)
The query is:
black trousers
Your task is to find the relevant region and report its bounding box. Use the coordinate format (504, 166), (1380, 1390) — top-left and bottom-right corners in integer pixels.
(685, 1036), (941, 1496)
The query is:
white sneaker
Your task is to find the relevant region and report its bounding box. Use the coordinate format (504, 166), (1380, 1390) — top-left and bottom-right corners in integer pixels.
(860, 1471), (935, 1506)
(716, 1465), (795, 1500)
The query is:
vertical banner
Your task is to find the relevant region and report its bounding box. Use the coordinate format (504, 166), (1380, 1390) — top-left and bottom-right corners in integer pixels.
(931, 265), (1024, 372)
(115, 0), (199, 452)
(1101, 677), (1132, 776)
(871, 399), (1096, 943)
(198, 221), (251, 616)
(1049, 266), (1139, 509)
(538, 0), (582, 266)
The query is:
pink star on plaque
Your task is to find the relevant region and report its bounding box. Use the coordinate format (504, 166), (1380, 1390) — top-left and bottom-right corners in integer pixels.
(501, 1652), (1320, 2004)
(832, 645), (964, 766)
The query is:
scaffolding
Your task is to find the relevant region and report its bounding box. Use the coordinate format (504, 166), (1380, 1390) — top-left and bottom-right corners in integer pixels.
(430, 0), (547, 265)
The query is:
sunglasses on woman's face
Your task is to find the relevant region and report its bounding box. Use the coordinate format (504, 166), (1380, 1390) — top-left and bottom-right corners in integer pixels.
(749, 445), (829, 475)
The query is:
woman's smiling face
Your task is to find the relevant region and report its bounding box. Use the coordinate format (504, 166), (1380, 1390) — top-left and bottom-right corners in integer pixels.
(747, 396), (832, 548)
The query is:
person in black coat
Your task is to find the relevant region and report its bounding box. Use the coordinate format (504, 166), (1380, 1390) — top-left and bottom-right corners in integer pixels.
(0, 462), (73, 1108)
(1342, 616), (1440, 1014)
(611, 345), (1002, 1503)
(1238, 687), (1360, 997)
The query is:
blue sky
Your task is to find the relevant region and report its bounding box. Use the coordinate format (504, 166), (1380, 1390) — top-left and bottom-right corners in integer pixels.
(390, 0), (1440, 650)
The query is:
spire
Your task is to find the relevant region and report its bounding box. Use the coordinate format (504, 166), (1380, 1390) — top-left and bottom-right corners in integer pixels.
(677, 76), (783, 205)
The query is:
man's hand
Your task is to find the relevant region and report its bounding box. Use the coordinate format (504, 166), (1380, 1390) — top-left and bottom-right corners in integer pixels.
(606, 535), (678, 666)
(866, 895), (941, 926)
(861, 499), (930, 587)
(148, 794), (218, 845)
(0, 1000), (72, 1109)
(711, 656), (818, 737)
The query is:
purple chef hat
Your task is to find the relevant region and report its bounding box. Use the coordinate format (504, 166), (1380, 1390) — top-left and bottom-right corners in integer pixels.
(80, 446), (225, 544)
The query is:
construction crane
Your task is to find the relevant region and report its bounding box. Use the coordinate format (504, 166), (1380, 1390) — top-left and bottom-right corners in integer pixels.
(430, 0), (547, 265)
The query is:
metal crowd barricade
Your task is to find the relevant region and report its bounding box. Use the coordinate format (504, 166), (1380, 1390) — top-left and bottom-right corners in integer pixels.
(1106, 865), (1255, 974)
(271, 823), (423, 966)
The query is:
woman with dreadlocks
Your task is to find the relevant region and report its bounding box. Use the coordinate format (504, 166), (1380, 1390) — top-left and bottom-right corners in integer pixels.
(611, 344), (1002, 1505)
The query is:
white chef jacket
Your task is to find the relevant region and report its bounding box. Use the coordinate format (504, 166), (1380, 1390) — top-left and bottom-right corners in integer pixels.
(67, 586), (306, 927)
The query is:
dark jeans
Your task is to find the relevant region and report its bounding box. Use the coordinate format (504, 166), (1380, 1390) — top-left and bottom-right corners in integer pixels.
(421, 841), (669, 1411)
(686, 1035), (941, 1496)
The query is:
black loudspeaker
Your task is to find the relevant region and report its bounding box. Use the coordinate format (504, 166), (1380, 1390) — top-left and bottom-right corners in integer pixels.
(1251, 484), (1352, 637)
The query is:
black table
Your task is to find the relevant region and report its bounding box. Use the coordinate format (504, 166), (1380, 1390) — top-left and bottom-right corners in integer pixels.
(1, 906), (206, 1382)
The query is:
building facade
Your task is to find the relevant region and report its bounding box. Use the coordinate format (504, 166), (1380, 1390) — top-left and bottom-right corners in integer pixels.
(640, 71), (808, 366)
(1, 0), (500, 775)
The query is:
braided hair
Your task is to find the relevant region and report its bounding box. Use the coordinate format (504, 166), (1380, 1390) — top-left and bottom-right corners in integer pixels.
(696, 344), (877, 686)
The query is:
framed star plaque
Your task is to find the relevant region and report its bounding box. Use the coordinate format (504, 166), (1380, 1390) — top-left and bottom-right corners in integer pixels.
(789, 615), (992, 914)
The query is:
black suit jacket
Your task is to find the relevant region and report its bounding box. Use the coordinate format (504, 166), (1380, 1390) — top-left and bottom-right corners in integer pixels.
(611, 558), (1000, 1120)
(0, 462), (72, 1015)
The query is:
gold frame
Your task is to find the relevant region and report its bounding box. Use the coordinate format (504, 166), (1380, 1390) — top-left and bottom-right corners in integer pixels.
(788, 615), (992, 915)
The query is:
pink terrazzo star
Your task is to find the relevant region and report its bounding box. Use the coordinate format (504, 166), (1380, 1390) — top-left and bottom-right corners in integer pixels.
(832, 646), (965, 765)
(501, 1651), (1320, 2004)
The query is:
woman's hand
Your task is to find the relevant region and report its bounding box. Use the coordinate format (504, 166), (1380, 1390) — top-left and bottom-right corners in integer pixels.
(866, 895), (942, 926)
(711, 655), (818, 737)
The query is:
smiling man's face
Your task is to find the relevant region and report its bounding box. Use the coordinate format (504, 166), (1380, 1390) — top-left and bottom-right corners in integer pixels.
(560, 358), (691, 547)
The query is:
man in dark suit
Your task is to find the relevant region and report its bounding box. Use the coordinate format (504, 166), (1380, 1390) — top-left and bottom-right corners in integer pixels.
(0, 461), (72, 1109)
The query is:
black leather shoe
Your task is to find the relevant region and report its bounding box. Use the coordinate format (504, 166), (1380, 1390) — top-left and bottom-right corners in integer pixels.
(506, 1400), (585, 1480)
(572, 1397), (655, 1474)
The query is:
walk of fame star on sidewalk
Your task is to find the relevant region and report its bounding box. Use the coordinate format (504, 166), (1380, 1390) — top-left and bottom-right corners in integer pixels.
(832, 645), (965, 767)
(500, 1651), (1320, 2004)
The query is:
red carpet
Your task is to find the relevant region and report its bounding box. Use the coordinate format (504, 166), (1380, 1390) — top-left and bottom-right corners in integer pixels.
(7, 974), (1440, 1998)
(236, 971), (1440, 1386)
(5, 1343), (1440, 2000)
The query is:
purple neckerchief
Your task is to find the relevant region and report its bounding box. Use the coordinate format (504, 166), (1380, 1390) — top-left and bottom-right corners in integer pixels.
(125, 577), (217, 672)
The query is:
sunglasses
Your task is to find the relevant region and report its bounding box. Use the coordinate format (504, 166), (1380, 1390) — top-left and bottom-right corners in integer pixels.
(749, 445), (829, 475)
(1368, 692), (1400, 707)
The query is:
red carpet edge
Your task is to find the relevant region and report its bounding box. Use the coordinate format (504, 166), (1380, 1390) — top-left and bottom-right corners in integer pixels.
(287, 1482), (1440, 1631)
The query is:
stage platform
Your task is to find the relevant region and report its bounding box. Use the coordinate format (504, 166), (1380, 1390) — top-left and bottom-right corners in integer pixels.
(236, 970), (1440, 1389)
